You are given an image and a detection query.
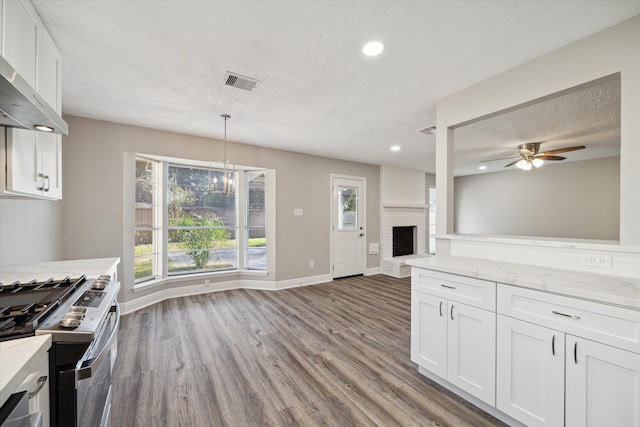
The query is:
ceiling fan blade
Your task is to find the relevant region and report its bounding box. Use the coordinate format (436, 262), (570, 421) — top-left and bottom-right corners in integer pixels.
(480, 156), (519, 163)
(504, 159), (521, 167)
(535, 155), (566, 161)
(539, 145), (585, 155)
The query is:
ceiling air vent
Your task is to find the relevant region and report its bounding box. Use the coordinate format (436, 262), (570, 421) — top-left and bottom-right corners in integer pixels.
(417, 125), (436, 135)
(224, 72), (260, 91)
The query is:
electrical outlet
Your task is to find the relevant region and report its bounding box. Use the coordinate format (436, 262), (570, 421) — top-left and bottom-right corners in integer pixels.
(583, 254), (612, 268)
(204, 279), (211, 288)
(309, 260), (315, 268)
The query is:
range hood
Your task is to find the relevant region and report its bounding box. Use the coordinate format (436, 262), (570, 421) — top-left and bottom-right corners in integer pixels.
(0, 55), (68, 135)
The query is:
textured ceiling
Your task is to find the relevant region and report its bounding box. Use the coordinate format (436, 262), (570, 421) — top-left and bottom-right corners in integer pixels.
(31, 1), (640, 173)
(454, 76), (621, 176)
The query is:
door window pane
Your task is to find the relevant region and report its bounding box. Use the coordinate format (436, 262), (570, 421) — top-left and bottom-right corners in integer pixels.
(338, 186), (358, 230)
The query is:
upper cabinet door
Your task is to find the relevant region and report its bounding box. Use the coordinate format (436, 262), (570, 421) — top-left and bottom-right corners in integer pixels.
(3, 0), (41, 87)
(38, 28), (62, 112)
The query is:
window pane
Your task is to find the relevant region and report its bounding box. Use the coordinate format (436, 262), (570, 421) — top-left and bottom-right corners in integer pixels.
(168, 164), (237, 273)
(338, 186), (357, 230)
(135, 159), (157, 283)
(246, 171), (266, 270)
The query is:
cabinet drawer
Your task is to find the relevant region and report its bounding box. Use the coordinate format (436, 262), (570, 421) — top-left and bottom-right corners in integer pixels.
(412, 268), (496, 311)
(498, 284), (640, 354)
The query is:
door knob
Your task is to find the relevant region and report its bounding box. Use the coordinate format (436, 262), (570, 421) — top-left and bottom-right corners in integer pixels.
(359, 233), (364, 237)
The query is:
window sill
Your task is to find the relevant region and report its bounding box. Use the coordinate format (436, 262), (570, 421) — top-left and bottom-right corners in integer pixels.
(133, 269), (268, 293)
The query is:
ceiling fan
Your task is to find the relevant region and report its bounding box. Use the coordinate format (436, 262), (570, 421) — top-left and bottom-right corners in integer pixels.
(483, 142), (586, 170)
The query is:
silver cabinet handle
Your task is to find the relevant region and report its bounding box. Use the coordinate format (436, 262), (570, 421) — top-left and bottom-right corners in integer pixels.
(44, 175), (50, 192)
(450, 304), (454, 320)
(552, 335), (556, 356)
(37, 173), (45, 191)
(552, 310), (581, 320)
(439, 301), (443, 317)
(441, 284), (456, 290)
(28, 375), (47, 398)
(574, 341), (578, 364)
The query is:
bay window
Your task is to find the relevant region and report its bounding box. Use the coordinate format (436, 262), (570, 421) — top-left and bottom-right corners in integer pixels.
(134, 156), (267, 284)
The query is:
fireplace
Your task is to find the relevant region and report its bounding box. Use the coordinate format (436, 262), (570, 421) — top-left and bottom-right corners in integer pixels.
(393, 226), (416, 257)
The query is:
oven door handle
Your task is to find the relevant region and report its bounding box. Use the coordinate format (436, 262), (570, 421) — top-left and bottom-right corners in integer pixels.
(76, 303), (120, 382)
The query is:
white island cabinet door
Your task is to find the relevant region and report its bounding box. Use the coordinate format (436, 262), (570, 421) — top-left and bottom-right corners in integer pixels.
(411, 291), (447, 378)
(565, 336), (640, 427)
(496, 315), (565, 427)
(447, 301), (496, 406)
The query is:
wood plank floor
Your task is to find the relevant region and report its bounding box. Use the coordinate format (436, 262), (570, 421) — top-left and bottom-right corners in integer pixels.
(112, 275), (505, 426)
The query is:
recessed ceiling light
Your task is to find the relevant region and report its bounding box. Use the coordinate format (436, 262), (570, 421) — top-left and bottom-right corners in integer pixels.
(390, 145), (400, 152)
(478, 165), (487, 170)
(363, 41), (384, 56)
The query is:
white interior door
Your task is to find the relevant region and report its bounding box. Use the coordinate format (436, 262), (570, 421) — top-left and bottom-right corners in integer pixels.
(332, 176), (365, 278)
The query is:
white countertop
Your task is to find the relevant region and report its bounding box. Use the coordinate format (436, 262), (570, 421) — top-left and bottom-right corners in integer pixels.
(0, 257), (120, 284)
(0, 335), (51, 408)
(407, 256), (640, 310)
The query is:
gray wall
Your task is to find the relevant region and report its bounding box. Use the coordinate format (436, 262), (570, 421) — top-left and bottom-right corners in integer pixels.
(59, 116), (380, 303)
(0, 198), (62, 264)
(454, 157), (620, 240)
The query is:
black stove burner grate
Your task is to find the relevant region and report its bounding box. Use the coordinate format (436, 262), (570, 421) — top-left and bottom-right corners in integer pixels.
(0, 275), (86, 341)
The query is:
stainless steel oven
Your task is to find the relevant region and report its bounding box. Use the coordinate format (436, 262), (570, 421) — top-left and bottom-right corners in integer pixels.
(56, 303), (119, 427)
(36, 276), (120, 427)
(1, 275), (120, 427)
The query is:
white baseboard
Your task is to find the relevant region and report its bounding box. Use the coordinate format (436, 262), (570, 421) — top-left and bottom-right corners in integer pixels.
(365, 266), (380, 276)
(417, 367), (525, 427)
(120, 274), (334, 314)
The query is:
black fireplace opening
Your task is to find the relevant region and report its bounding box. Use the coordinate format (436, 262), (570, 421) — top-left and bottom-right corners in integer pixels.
(393, 226), (416, 257)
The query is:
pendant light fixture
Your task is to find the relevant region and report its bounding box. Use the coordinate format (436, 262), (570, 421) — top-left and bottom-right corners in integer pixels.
(212, 114), (235, 195)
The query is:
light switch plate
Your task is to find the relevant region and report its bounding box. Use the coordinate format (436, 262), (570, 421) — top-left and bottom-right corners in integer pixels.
(294, 208), (303, 216)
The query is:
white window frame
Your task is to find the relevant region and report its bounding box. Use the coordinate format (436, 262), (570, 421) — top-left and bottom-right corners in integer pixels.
(133, 154), (270, 287)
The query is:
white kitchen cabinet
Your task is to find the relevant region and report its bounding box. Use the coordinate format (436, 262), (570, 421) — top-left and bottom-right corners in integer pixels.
(38, 28), (62, 112)
(1, 0), (40, 87)
(447, 299), (495, 404)
(565, 336), (640, 427)
(14, 349), (50, 427)
(3, 128), (61, 199)
(411, 269), (496, 405)
(497, 284), (640, 427)
(1, 0), (63, 200)
(411, 291), (447, 376)
(496, 315), (565, 427)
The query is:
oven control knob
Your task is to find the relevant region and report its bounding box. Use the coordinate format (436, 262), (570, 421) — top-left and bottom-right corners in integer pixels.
(60, 307), (86, 328)
(92, 278), (109, 290)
